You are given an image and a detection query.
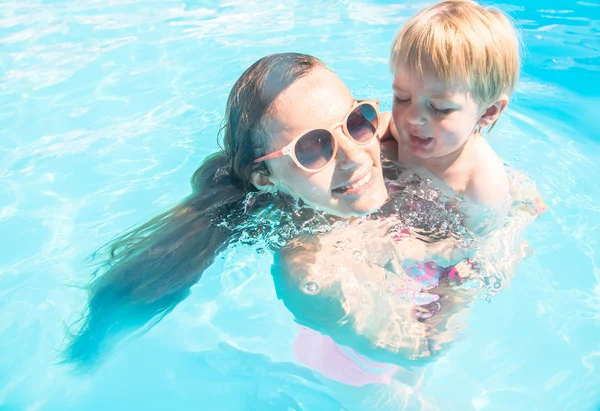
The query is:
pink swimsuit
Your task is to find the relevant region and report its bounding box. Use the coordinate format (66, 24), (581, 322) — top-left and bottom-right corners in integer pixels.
(293, 326), (398, 387)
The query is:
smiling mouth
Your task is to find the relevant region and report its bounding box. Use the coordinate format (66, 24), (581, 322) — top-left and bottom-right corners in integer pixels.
(332, 168), (374, 195)
(409, 134), (434, 147)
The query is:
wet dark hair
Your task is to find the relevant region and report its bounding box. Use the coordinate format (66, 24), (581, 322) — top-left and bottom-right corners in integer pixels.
(63, 53), (324, 369)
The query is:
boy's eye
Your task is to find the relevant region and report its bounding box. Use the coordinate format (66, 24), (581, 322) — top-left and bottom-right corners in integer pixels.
(394, 96), (410, 105)
(430, 104), (453, 116)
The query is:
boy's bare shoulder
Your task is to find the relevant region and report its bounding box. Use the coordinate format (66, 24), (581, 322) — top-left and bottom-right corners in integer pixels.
(465, 140), (510, 206)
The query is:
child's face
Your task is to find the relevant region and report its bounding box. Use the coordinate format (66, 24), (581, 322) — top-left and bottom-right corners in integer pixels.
(392, 66), (486, 160)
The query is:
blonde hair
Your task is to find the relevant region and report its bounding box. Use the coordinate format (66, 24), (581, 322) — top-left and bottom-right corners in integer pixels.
(390, 0), (521, 106)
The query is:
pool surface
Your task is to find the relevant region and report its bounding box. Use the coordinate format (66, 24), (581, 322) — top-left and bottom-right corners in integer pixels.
(1, 0), (599, 409)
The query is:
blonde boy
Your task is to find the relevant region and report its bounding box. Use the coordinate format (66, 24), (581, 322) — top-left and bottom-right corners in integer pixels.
(389, 0), (520, 208)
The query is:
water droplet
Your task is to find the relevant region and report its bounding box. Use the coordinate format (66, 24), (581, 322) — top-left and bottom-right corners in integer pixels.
(303, 281), (319, 294)
(335, 240), (345, 248)
(256, 248), (264, 254)
(352, 250), (362, 261)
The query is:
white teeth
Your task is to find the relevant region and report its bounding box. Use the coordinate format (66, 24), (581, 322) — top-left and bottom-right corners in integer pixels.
(339, 170), (372, 191)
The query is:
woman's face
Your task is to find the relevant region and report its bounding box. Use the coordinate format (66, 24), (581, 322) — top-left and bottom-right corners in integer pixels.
(258, 67), (388, 217)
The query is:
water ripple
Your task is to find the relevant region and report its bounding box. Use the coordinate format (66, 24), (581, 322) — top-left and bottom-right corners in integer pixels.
(0, 0), (599, 410)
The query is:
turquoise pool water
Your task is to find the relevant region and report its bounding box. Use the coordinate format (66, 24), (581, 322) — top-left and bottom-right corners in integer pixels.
(1, 0), (599, 409)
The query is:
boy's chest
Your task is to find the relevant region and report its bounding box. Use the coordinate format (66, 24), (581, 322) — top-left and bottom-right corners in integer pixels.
(395, 153), (470, 195)
(436, 170), (469, 194)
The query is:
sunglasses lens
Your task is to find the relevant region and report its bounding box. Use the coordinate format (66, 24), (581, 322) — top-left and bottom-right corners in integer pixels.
(346, 103), (378, 143)
(295, 129), (334, 170)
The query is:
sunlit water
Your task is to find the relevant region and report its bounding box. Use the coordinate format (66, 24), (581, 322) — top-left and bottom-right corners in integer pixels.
(1, 0), (599, 410)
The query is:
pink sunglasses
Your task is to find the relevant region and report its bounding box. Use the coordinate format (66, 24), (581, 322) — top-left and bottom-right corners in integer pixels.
(253, 100), (380, 172)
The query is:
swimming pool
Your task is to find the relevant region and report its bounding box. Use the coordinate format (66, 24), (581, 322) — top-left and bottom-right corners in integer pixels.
(1, 0), (599, 409)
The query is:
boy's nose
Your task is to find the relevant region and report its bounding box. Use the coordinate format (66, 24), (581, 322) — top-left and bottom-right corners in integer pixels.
(406, 104), (427, 126)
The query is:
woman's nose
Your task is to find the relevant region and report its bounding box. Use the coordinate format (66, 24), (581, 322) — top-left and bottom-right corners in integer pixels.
(334, 129), (364, 170)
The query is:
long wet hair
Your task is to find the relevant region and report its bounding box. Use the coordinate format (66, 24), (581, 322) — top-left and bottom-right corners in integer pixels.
(64, 53), (323, 369)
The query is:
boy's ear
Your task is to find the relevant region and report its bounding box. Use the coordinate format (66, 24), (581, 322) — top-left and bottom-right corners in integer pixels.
(477, 95), (509, 128)
(250, 170), (277, 191)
